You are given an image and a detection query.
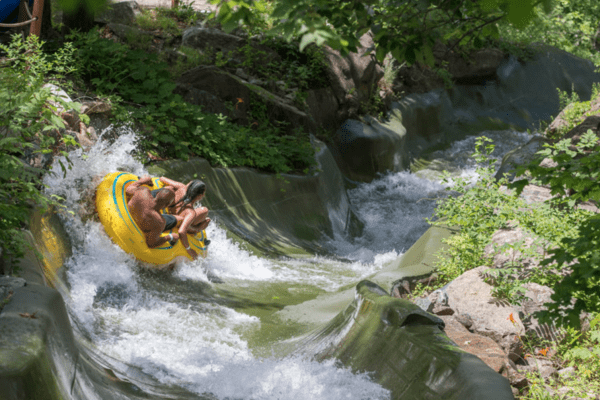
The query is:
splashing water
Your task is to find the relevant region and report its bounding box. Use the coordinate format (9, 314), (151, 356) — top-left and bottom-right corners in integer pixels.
(43, 125), (532, 399)
(325, 129), (535, 262)
(44, 127), (390, 400)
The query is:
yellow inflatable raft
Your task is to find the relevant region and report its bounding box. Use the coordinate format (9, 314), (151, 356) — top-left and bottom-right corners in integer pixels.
(96, 172), (207, 265)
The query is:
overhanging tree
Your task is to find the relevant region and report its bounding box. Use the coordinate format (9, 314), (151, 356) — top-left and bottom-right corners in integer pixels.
(210, 0), (552, 63)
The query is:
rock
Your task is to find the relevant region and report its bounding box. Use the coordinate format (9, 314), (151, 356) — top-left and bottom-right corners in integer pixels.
(80, 100), (112, 115)
(76, 126), (97, 150)
(391, 273), (439, 298)
(428, 288), (455, 315)
(561, 115), (600, 149)
(43, 84), (72, 114)
(235, 68), (249, 80)
(511, 387), (521, 398)
(322, 32), (384, 122)
(448, 48), (506, 84)
(539, 157), (558, 169)
(107, 23), (148, 41)
(174, 85), (231, 116)
(305, 88), (341, 132)
(526, 356), (557, 380)
(439, 314), (510, 374)
(413, 297), (433, 313)
(517, 283), (562, 342)
(495, 136), (545, 181)
(96, 1), (141, 25)
(445, 266), (525, 361)
(507, 369), (529, 389)
(558, 366), (576, 378)
(484, 226), (547, 273)
(454, 313), (474, 329)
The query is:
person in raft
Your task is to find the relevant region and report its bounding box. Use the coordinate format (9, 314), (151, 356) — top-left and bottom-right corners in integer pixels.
(159, 177), (211, 260)
(126, 176), (180, 249)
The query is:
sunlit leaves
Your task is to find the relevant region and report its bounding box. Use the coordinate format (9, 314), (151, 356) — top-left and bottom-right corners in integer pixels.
(0, 34), (78, 258)
(210, 0), (549, 65)
(506, 0), (535, 28)
(56, 0), (109, 14)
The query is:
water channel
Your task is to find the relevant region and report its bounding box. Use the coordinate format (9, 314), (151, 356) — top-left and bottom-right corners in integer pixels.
(43, 125), (532, 399)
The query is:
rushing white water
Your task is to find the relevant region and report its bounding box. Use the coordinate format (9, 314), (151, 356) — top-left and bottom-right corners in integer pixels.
(44, 125), (533, 399)
(325, 129), (535, 262)
(45, 127), (390, 400)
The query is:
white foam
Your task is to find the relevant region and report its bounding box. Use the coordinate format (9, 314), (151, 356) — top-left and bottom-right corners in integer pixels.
(325, 129), (535, 263)
(44, 128), (390, 399)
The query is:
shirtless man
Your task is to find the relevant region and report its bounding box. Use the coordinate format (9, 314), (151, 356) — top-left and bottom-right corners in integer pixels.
(126, 176), (180, 249)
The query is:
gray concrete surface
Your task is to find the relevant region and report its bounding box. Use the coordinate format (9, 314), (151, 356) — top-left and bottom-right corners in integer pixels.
(121, 0), (216, 12)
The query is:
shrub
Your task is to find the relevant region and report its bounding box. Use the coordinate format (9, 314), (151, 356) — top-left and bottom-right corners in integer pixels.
(66, 28), (315, 174)
(0, 34), (82, 260)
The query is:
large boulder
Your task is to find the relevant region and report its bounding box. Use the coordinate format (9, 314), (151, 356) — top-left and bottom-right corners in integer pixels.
(445, 266), (525, 362)
(95, 1), (141, 25)
(322, 32), (384, 123)
(330, 111), (408, 182)
(439, 314), (510, 375)
(447, 48), (506, 84)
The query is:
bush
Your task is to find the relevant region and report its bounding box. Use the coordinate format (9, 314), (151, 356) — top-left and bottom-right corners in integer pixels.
(512, 130), (600, 327)
(67, 28), (316, 174)
(497, 0), (600, 65)
(429, 137), (591, 306)
(0, 34), (82, 260)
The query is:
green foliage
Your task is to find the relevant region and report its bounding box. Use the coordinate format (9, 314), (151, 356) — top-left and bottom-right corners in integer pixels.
(548, 86), (599, 140)
(429, 137), (590, 307)
(166, 46), (211, 77)
(508, 128), (600, 328)
(210, 0), (550, 65)
(0, 35), (80, 260)
(513, 130), (600, 206)
(56, 0), (108, 14)
(433, 232), (483, 285)
(67, 29), (315, 173)
(135, 9), (181, 35)
(498, 0), (600, 65)
(156, 1), (204, 25)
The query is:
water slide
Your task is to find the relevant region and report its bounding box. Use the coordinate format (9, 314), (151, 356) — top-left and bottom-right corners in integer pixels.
(3, 47), (600, 399)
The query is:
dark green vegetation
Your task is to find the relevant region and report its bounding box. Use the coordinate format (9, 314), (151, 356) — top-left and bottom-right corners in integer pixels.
(418, 100), (600, 397)
(212, 0), (553, 64)
(66, 28), (316, 174)
(0, 35), (84, 260)
(498, 0), (600, 66)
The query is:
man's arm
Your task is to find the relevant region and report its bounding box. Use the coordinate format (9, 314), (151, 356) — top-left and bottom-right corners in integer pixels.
(159, 176), (186, 191)
(146, 232), (180, 249)
(126, 175), (154, 196)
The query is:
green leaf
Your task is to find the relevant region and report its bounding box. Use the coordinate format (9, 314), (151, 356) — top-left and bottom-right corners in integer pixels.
(507, 0), (535, 29)
(299, 33), (316, 52)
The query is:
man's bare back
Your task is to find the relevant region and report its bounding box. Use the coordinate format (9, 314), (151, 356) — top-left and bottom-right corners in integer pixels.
(126, 176), (180, 248)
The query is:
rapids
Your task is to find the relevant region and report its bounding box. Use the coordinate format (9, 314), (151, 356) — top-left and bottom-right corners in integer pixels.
(43, 126), (533, 399)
